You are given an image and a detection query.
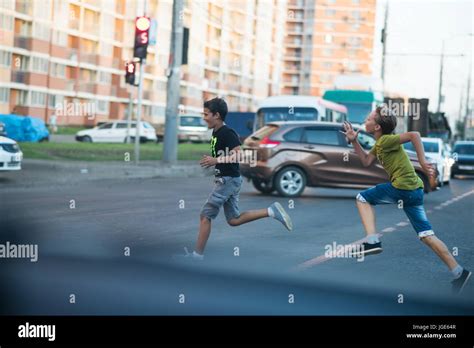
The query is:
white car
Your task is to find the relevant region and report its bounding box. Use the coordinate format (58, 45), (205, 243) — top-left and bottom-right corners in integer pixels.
(404, 137), (452, 185)
(0, 136), (23, 171)
(75, 121), (157, 143)
(178, 115), (212, 143)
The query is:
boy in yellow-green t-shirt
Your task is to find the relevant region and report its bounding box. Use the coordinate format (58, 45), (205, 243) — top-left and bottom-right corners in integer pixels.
(341, 106), (470, 294)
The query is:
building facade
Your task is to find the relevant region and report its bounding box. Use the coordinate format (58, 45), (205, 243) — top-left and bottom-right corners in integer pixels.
(0, 0), (376, 127)
(281, 0), (376, 97)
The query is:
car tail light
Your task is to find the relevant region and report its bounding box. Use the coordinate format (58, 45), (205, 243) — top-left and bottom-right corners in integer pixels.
(259, 136), (280, 148)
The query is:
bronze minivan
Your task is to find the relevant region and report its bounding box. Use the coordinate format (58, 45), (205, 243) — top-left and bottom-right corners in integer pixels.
(240, 122), (438, 197)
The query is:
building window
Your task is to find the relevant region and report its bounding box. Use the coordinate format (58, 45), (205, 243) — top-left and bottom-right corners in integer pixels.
(0, 13), (13, 30)
(348, 37), (361, 47)
(0, 0), (15, 10)
(30, 91), (46, 106)
(323, 48), (333, 57)
(96, 100), (109, 114)
(323, 62), (333, 69)
(31, 56), (49, 73)
(352, 0), (360, 4)
(49, 94), (64, 108)
(324, 22), (335, 31)
(325, 9), (336, 16)
(98, 71), (111, 84)
(33, 22), (51, 41)
(52, 30), (67, 46)
(17, 90), (28, 106)
(0, 87), (10, 103)
(51, 63), (65, 78)
(100, 43), (113, 57)
(325, 34), (333, 44)
(0, 50), (12, 67)
(352, 11), (361, 21)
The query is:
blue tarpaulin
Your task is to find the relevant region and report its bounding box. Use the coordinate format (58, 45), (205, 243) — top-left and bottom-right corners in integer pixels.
(0, 114), (49, 142)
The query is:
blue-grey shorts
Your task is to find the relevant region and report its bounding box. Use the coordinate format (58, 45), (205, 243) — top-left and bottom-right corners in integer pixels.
(357, 183), (434, 239)
(200, 176), (243, 221)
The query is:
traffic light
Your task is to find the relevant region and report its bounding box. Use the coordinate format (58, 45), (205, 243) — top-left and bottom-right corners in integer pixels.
(125, 61), (136, 85)
(134, 16), (151, 60)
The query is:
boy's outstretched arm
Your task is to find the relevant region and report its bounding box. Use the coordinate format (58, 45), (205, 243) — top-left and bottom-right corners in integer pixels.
(340, 122), (376, 167)
(399, 131), (435, 177)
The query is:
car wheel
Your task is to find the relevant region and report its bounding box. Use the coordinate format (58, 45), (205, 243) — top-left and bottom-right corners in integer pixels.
(252, 178), (275, 194)
(82, 136), (92, 143)
(274, 166), (306, 197)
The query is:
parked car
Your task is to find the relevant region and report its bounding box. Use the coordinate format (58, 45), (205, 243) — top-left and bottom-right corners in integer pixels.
(451, 141), (474, 177)
(0, 122), (6, 136)
(0, 136), (23, 171)
(240, 122), (438, 197)
(403, 137), (452, 185)
(178, 115), (212, 143)
(75, 121), (157, 143)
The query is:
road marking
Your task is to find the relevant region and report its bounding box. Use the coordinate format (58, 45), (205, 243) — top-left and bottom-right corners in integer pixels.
(382, 227), (396, 233)
(296, 234), (382, 270)
(396, 221), (409, 227)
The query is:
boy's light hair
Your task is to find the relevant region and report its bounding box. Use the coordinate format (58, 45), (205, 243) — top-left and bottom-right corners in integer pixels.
(375, 105), (397, 135)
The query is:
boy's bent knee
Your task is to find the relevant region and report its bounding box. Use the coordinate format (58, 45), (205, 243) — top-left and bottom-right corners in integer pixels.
(227, 218), (240, 227)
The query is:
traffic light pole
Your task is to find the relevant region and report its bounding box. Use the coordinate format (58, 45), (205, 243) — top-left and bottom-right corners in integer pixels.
(134, 60), (144, 165)
(134, 0), (148, 165)
(126, 90), (133, 143)
(163, 0), (184, 164)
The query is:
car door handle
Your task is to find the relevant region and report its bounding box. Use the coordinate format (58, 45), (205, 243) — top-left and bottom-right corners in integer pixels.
(304, 145), (315, 149)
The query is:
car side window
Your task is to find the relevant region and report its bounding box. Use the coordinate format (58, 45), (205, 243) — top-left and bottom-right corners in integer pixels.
(115, 123), (128, 129)
(99, 123), (113, 129)
(357, 132), (376, 150)
(303, 128), (340, 146)
(283, 127), (303, 142)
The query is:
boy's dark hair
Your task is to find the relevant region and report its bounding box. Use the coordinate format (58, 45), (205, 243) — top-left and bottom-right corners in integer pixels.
(375, 105), (397, 134)
(204, 97), (228, 121)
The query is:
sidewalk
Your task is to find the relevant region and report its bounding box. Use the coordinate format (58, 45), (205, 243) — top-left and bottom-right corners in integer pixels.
(0, 158), (211, 188)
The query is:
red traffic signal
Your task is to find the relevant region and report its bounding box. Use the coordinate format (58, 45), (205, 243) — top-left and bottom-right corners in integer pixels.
(134, 16), (150, 60)
(125, 61), (136, 85)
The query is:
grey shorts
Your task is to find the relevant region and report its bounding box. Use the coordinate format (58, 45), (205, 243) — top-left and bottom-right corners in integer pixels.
(200, 176), (243, 221)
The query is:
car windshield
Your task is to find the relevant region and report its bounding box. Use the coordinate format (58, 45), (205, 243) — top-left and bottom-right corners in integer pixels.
(258, 107), (318, 124)
(453, 144), (474, 155)
(404, 141), (439, 153)
(180, 116), (206, 127)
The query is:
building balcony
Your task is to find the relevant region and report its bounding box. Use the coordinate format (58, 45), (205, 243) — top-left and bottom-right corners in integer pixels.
(288, 0), (305, 9)
(11, 70), (29, 84)
(14, 36), (32, 50)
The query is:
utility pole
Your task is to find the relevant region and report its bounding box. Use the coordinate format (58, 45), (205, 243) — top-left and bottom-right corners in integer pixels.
(463, 57), (472, 139)
(134, 0), (148, 165)
(436, 40), (445, 113)
(381, 1), (389, 89)
(163, 0), (184, 164)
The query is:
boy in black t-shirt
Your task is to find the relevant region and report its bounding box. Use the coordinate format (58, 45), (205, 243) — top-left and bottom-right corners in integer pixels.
(184, 98), (293, 260)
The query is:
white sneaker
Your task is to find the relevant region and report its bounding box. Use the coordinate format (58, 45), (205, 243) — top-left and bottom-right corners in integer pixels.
(183, 247), (204, 260)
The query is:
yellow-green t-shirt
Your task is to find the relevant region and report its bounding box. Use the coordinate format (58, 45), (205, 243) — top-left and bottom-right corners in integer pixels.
(369, 134), (424, 190)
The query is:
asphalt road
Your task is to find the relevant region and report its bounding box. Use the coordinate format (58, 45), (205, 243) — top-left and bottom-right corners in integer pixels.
(1, 172), (473, 315)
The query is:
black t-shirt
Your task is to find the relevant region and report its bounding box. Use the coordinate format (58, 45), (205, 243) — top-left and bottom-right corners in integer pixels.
(210, 125), (241, 177)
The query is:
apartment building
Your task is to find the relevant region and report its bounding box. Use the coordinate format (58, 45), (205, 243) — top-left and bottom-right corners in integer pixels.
(0, 0), (287, 126)
(282, 0), (376, 97)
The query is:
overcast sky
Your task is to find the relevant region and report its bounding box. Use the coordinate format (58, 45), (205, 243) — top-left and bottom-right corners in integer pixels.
(372, 0), (473, 128)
